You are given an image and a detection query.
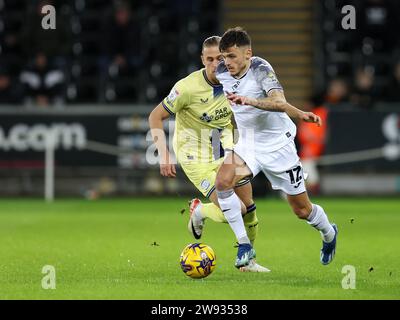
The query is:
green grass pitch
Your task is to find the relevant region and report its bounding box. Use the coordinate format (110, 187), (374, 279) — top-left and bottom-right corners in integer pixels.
(0, 197), (399, 299)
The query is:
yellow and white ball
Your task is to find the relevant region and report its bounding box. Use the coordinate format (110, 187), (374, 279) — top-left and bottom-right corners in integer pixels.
(179, 243), (216, 279)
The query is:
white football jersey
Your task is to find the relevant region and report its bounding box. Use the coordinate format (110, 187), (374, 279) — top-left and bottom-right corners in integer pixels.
(216, 56), (296, 152)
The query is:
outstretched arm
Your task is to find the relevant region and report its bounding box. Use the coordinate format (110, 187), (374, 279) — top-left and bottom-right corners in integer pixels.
(148, 104), (176, 178)
(227, 90), (322, 126)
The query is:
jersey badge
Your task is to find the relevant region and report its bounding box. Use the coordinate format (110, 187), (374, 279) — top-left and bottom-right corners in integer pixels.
(167, 88), (179, 102)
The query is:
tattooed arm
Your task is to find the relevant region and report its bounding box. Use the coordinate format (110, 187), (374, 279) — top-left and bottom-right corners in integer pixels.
(226, 89), (322, 126)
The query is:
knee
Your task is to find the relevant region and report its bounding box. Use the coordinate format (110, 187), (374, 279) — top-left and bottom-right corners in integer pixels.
(215, 176), (234, 191)
(292, 205), (312, 220)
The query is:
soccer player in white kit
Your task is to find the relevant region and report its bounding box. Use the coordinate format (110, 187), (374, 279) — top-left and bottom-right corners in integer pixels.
(215, 27), (338, 269)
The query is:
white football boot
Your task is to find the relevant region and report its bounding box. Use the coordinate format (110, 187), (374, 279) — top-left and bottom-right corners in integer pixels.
(187, 198), (205, 239)
(239, 259), (271, 273)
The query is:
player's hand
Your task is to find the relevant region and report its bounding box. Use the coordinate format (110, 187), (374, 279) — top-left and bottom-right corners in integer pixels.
(160, 163), (176, 178)
(226, 92), (250, 105)
(300, 112), (322, 126)
(160, 154), (176, 178)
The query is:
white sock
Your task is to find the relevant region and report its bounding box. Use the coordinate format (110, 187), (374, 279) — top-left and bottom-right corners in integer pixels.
(217, 189), (250, 244)
(307, 204), (335, 243)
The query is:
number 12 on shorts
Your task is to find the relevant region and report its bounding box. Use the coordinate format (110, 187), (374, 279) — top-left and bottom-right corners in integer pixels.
(286, 166), (303, 185)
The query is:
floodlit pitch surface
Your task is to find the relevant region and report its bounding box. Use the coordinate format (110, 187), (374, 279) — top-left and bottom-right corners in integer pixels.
(0, 197), (399, 299)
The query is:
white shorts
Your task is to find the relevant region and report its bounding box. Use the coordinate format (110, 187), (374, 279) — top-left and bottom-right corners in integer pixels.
(234, 140), (306, 195)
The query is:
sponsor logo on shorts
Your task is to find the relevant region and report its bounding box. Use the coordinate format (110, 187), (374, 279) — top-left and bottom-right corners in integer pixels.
(294, 182), (302, 188)
(200, 179), (211, 190)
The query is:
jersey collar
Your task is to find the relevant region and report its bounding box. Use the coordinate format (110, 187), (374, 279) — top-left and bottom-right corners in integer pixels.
(202, 69), (222, 88)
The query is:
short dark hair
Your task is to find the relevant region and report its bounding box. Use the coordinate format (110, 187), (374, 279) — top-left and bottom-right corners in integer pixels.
(202, 36), (221, 51)
(219, 27), (251, 52)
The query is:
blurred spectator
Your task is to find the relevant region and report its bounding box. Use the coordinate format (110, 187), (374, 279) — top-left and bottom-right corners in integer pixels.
(20, 53), (65, 108)
(0, 30), (21, 56)
(20, 0), (71, 68)
(101, 1), (142, 76)
(0, 8), (24, 77)
(383, 60), (400, 102)
(324, 78), (350, 104)
(297, 94), (328, 195)
(351, 67), (379, 109)
(0, 65), (22, 104)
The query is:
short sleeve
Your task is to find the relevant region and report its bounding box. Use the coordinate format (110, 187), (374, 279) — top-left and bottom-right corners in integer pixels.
(253, 59), (283, 95)
(161, 81), (189, 115)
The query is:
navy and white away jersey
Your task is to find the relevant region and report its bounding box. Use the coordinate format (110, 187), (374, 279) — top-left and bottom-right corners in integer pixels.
(216, 56), (296, 152)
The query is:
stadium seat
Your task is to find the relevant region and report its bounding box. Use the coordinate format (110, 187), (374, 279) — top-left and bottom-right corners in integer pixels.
(0, 55), (22, 77)
(0, 0), (25, 12)
(71, 35), (102, 57)
(76, 12), (103, 33)
(0, 14), (23, 57)
(0, 12), (24, 34)
(0, 0), (223, 104)
(198, 13), (219, 33)
(72, 0), (110, 13)
(104, 78), (138, 104)
(199, 0), (217, 12)
(71, 57), (99, 78)
(143, 78), (173, 104)
(326, 61), (352, 78)
(66, 79), (99, 103)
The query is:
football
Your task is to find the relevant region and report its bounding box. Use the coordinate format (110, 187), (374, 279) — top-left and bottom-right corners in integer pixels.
(179, 243), (216, 279)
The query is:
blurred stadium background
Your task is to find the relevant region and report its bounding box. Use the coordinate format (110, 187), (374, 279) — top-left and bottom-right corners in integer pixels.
(0, 0), (399, 199)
